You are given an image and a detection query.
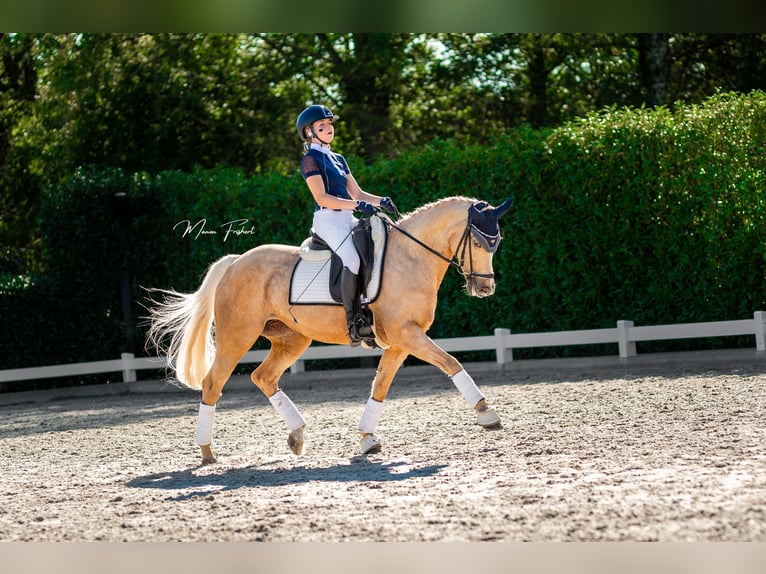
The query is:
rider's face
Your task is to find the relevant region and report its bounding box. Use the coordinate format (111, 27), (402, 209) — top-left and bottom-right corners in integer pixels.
(312, 119), (334, 142)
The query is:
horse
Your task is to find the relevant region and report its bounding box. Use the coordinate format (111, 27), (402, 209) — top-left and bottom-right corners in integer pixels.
(147, 195), (513, 465)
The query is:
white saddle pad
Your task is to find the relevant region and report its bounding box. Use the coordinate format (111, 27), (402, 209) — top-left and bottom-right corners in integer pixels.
(289, 215), (387, 306)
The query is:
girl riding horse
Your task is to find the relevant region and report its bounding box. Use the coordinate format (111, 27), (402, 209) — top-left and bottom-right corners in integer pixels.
(296, 104), (398, 346)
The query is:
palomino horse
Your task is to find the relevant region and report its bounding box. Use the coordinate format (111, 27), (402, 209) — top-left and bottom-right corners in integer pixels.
(147, 196), (512, 464)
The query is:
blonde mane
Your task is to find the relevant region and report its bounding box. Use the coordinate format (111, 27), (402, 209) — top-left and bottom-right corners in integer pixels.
(398, 195), (477, 224)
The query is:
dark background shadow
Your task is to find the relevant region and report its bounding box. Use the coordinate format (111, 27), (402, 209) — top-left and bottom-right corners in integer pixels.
(126, 459), (448, 500)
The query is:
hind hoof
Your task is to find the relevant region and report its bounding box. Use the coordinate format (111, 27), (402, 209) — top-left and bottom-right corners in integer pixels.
(288, 427), (305, 455)
(200, 444), (217, 465)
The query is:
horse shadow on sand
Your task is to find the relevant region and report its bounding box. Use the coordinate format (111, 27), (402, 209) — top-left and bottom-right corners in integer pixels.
(126, 458), (448, 501)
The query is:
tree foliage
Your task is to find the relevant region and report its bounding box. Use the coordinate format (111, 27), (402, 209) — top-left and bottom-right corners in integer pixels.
(2, 33), (766, 277)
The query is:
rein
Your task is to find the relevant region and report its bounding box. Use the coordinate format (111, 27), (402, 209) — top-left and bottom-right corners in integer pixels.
(383, 214), (494, 280)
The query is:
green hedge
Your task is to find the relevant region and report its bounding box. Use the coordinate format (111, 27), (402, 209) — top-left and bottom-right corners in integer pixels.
(2, 91), (765, 379)
(356, 93), (766, 355)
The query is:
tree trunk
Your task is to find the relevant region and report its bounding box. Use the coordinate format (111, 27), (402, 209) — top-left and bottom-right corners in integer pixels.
(527, 38), (549, 127)
(323, 33), (404, 161)
(638, 33), (670, 107)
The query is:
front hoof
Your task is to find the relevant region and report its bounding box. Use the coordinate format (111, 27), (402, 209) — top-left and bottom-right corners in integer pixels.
(200, 444), (217, 465)
(476, 407), (502, 429)
(288, 426), (305, 455)
(359, 433), (381, 455)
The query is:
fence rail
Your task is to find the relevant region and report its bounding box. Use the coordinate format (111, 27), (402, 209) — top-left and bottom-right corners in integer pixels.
(2, 311), (764, 386)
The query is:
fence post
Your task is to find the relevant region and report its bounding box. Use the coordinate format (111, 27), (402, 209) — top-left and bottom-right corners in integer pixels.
(121, 353), (137, 382)
(290, 360), (306, 374)
(494, 328), (513, 364)
(617, 320), (636, 358)
(755, 311), (766, 352)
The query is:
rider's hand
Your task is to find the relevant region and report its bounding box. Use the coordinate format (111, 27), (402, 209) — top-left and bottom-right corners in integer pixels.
(380, 197), (398, 214)
(354, 200), (377, 217)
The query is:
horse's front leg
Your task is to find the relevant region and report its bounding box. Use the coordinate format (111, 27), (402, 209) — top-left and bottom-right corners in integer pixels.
(400, 323), (502, 430)
(357, 348), (408, 454)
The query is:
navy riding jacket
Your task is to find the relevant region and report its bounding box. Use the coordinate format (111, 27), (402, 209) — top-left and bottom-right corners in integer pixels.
(301, 147), (351, 211)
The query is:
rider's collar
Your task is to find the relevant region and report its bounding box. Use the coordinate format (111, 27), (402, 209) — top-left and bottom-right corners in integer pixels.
(310, 142), (333, 155)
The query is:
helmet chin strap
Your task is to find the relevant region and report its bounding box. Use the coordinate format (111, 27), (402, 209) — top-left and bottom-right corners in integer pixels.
(311, 133), (332, 146)
(308, 122), (332, 146)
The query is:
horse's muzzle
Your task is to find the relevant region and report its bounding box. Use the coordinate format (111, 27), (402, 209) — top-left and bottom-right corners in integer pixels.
(467, 276), (496, 298)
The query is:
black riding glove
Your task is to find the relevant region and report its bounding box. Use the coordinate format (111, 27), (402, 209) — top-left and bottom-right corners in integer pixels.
(355, 200), (376, 217)
(380, 197), (399, 215)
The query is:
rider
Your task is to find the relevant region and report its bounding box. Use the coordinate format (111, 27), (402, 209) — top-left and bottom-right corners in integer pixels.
(296, 104), (397, 346)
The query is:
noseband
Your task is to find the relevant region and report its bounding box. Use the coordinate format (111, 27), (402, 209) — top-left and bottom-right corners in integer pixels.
(453, 224), (495, 281)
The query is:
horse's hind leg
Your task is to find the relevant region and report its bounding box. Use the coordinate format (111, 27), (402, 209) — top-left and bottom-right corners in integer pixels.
(251, 325), (312, 455)
(197, 338), (256, 465)
(197, 307), (264, 465)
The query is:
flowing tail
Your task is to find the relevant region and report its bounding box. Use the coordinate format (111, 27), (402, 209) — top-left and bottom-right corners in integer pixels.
(146, 254), (239, 390)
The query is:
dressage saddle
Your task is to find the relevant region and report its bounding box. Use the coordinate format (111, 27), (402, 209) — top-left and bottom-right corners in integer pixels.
(301, 218), (378, 345)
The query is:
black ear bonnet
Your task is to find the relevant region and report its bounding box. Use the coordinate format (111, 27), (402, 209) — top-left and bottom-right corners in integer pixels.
(468, 198), (513, 253)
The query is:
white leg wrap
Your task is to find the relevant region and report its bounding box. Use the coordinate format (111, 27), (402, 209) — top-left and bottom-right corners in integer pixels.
(269, 390), (305, 432)
(196, 402), (216, 446)
(359, 397), (384, 434)
(451, 370), (485, 408)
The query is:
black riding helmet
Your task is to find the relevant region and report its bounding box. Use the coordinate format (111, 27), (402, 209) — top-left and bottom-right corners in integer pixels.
(296, 104), (338, 141)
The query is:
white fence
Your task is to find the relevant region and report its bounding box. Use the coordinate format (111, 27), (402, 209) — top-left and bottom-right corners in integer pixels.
(2, 311), (765, 386)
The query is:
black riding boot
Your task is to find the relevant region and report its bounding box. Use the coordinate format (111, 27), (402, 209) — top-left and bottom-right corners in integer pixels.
(340, 267), (370, 346)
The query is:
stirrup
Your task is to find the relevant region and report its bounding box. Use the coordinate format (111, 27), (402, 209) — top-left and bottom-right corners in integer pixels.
(346, 308), (376, 347)
(361, 339), (380, 350)
(348, 314), (372, 336)
(347, 321), (363, 347)
(356, 310), (373, 332)
(356, 322), (373, 337)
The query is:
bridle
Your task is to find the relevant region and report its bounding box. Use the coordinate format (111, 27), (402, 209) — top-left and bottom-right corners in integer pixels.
(453, 223), (496, 281)
(383, 205), (498, 282)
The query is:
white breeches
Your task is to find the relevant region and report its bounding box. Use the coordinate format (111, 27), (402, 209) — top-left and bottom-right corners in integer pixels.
(312, 209), (360, 274)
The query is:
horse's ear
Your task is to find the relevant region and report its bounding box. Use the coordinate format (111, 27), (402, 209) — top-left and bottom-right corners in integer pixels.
(495, 198), (514, 219)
